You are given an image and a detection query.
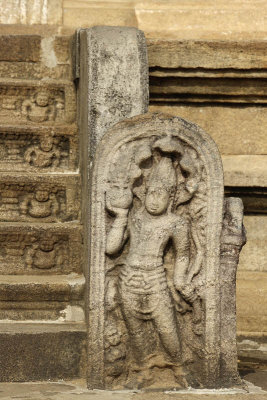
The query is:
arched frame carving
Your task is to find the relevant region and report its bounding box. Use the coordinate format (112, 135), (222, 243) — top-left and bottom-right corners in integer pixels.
(87, 113), (224, 389)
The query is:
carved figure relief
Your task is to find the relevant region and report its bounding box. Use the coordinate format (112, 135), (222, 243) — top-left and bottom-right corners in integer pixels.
(0, 132), (70, 170)
(24, 134), (62, 168)
(0, 183), (67, 222)
(24, 233), (66, 270)
(88, 113), (245, 390)
(104, 134), (206, 389)
(0, 84), (67, 124)
(20, 185), (60, 220)
(22, 89), (57, 122)
(0, 231), (73, 275)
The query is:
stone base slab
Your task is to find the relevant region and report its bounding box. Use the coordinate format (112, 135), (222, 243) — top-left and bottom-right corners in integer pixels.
(0, 380), (266, 400)
(0, 323), (86, 382)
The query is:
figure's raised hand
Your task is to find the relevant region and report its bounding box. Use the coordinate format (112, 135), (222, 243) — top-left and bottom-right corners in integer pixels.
(106, 186), (132, 215)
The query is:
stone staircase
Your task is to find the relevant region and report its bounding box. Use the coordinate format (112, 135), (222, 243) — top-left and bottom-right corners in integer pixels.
(0, 35), (86, 381)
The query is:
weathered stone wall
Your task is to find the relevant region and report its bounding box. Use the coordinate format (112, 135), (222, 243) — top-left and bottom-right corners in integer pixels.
(0, 0), (266, 378)
(0, 0), (266, 41)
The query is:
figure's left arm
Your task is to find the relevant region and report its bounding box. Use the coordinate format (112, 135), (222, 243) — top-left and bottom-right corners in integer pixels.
(172, 220), (195, 301)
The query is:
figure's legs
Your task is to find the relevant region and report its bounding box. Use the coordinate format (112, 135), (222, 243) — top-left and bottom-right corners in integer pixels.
(119, 290), (154, 365)
(152, 291), (181, 362)
(123, 313), (153, 364)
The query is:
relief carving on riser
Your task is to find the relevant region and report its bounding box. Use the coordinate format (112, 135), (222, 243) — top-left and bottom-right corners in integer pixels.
(0, 176), (79, 222)
(0, 128), (77, 172)
(0, 226), (82, 275)
(0, 80), (75, 124)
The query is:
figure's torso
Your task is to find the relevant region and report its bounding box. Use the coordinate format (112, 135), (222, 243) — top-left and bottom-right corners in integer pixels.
(28, 199), (52, 218)
(125, 209), (182, 269)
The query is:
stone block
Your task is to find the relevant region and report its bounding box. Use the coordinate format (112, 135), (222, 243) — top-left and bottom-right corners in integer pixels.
(0, 323), (86, 381)
(0, 274), (85, 302)
(0, 223), (82, 275)
(222, 156), (267, 187)
(147, 39), (267, 70)
(0, 300), (84, 321)
(136, 1), (267, 40)
(0, 35), (41, 62)
(236, 271), (267, 333)
(238, 216), (267, 272)
(149, 105), (267, 155)
(0, 35), (72, 80)
(0, 0), (62, 25)
(0, 125), (78, 172)
(0, 79), (75, 125)
(0, 174), (79, 222)
(64, 1), (137, 28)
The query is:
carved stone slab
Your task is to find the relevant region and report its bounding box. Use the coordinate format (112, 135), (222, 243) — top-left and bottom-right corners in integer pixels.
(0, 80), (75, 124)
(0, 125), (77, 172)
(87, 112), (245, 390)
(0, 224), (82, 275)
(0, 175), (79, 222)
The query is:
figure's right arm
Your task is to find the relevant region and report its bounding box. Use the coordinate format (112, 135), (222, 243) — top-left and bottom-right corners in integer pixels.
(106, 209), (129, 255)
(24, 147), (34, 163)
(21, 100), (31, 118)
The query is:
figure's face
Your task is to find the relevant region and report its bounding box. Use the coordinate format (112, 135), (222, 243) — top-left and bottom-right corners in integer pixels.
(36, 93), (49, 107)
(35, 190), (49, 202)
(40, 240), (54, 252)
(40, 136), (53, 152)
(145, 187), (170, 215)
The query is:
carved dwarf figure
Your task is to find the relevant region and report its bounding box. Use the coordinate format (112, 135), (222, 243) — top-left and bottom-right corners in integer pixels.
(22, 89), (55, 122)
(20, 185), (59, 220)
(24, 135), (61, 168)
(25, 234), (64, 270)
(106, 155), (194, 378)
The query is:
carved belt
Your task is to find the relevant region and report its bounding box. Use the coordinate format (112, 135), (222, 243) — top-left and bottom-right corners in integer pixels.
(119, 265), (168, 294)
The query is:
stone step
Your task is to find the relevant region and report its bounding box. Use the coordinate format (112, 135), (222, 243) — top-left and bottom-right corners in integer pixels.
(0, 274), (85, 302)
(0, 78), (75, 125)
(0, 322), (86, 381)
(0, 300), (84, 321)
(0, 34), (72, 81)
(0, 173), (80, 223)
(0, 222), (82, 275)
(0, 123), (78, 172)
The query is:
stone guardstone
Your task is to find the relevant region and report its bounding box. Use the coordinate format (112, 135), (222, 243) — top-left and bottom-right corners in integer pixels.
(88, 112), (246, 390)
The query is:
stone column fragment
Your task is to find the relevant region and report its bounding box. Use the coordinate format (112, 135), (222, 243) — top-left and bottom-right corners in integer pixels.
(76, 26), (149, 389)
(220, 197), (246, 386)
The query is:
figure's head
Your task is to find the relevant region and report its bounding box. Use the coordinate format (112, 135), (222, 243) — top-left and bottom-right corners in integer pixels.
(35, 90), (49, 107)
(35, 188), (49, 202)
(40, 135), (53, 152)
(39, 232), (55, 252)
(40, 238), (54, 252)
(145, 157), (176, 216)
